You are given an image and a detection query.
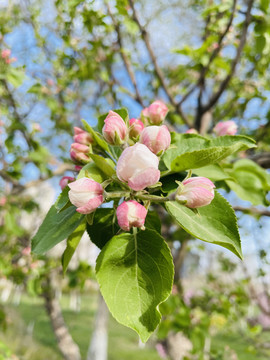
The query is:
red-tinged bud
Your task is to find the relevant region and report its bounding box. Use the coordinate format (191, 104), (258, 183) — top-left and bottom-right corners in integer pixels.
(129, 118), (144, 139)
(175, 177), (215, 208)
(140, 125), (171, 155)
(1, 49), (11, 59)
(70, 143), (90, 163)
(116, 200), (147, 231)
(102, 111), (127, 145)
(59, 176), (75, 190)
(68, 177), (104, 214)
(146, 100), (168, 125)
(116, 143), (160, 191)
(213, 121), (237, 136)
(186, 128), (198, 134)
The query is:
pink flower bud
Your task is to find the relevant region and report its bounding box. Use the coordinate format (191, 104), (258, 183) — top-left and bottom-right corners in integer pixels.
(74, 127), (85, 135)
(116, 143), (160, 191)
(47, 79), (54, 86)
(186, 128), (198, 134)
(33, 123), (42, 132)
(6, 57), (16, 64)
(74, 132), (93, 145)
(141, 107), (150, 124)
(59, 176), (75, 190)
(74, 165), (82, 172)
(116, 200), (147, 231)
(129, 118), (144, 139)
(147, 100), (168, 125)
(213, 121), (237, 136)
(1, 49), (11, 59)
(140, 125), (171, 154)
(0, 197), (7, 206)
(70, 143), (90, 163)
(22, 247), (31, 256)
(175, 177), (215, 208)
(68, 177), (104, 214)
(102, 110), (127, 145)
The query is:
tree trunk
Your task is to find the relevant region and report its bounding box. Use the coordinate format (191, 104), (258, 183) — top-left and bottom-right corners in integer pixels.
(87, 292), (109, 360)
(42, 276), (81, 360)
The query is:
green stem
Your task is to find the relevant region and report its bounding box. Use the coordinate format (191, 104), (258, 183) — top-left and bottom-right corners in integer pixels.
(135, 194), (171, 202)
(105, 191), (130, 200)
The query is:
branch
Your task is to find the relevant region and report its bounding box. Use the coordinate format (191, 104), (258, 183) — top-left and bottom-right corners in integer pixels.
(128, 0), (190, 126)
(233, 206), (270, 217)
(107, 5), (145, 107)
(178, 0), (237, 117)
(1, 79), (32, 148)
(202, 0), (254, 113)
(249, 152), (270, 169)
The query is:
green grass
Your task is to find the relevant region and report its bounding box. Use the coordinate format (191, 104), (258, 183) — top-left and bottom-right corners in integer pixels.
(1, 293), (160, 360)
(212, 333), (270, 360)
(1, 293), (270, 360)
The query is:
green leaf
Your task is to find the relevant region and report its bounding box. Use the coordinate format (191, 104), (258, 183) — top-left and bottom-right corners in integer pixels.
(145, 211), (161, 233)
(77, 162), (107, 183)
(87, 208), (119, 249)
(162, 134), (256, 172)
(225, 159), (270, 206)
(62, 220), (86, 273)
(55, 187), (70, 212)
(31, 205), (84, 255)
(82, 119), (109, 151)
(193, 164), (232, 181)
(6, 68), (26, 88)
(96, 229), (174, 342)
(89, 154), (115, 177)
(166, 192), (242, 259)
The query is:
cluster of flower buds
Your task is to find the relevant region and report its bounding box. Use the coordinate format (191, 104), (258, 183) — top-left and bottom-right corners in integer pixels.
(70, 127), (93, 164)
(62, 100), (218, 233)
(1, 49), (16, 64)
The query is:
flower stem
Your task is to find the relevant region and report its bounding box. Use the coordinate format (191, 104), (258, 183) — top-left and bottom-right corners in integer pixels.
(135, 194), (171, 202)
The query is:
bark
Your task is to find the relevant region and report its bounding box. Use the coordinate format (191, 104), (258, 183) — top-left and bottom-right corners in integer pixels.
(87, 292), (109, 360)
(42, 276), (81, 360)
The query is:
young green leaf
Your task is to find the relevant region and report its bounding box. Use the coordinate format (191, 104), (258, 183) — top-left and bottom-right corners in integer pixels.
(81, 119), (109, 151)
(96, 229), (174, 342)
(77, 162), (107, 183)
(163, 134), (256, 172)
(87, 208), (119, 249)
(89, 154), (115, 177)
(62, 220), (86, 273)
(166, 192), (242, 259)
(225, 159), (270, 206)
(31, 205), (84, 255)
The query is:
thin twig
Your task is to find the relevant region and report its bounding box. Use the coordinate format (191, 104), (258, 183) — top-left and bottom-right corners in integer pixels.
(233, 206), (270, 217)
(107, 4), (145, 107)
(128, 0), (190, 126)
(202, 0), (254, 113)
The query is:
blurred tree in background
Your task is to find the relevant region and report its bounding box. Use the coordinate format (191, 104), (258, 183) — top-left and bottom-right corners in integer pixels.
(1, 0), (270, 359)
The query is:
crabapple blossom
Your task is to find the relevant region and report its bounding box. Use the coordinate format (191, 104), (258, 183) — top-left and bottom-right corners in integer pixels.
(116, 143), (160, 191)
(73, 126), (93, 145)
(213, 121), (237, 136)
(140, 125), (171, 154)
(59, 176), (75, 190)
(129, 118), (144, 139)
(102, 111), (127, 145)
(116, 200), (147, 231)
(68, 177), (104, 214)
(175, 176), (215, 208)
(147, 100), (169, 125)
